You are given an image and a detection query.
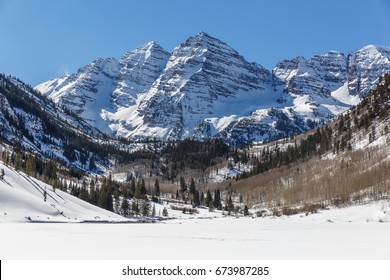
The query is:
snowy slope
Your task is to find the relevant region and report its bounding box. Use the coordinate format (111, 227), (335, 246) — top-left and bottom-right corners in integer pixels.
(0, 161), (127, 223)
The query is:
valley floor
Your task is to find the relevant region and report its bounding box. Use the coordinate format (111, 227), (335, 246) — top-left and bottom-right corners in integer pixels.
(1, 208), (390, 260)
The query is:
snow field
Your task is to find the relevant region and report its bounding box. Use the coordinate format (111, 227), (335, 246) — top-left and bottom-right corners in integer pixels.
(1, 215), (390, 259)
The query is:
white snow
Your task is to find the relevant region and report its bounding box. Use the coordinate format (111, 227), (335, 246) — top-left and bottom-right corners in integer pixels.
(292, 94), (315, 114)
(0, 161), (127, 223)
(331, 82), (361, 105)
(1, 160), (390, 260)
(208, 164), (251, 182)
(1, 200), (390, 259)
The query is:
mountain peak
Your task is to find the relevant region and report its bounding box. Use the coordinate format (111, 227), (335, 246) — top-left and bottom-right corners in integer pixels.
(120, 41), (169, 65)
(358, 44), (390, 55)
(176, 31), (223, 48)
(142, 40), (164, 51)
(327, 50), (344, 56)
(196, 31), (212, 38)
(122, 41), (166, 58)
(146, 40), (157, 46)
(194, 31), (222, 44)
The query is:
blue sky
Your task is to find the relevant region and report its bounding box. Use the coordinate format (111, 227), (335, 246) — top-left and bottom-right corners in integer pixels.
(1, 0), (390, 86)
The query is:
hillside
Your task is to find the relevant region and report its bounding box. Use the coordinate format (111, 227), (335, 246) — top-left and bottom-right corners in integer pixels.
(0, 73), (149, 175)
(0, 160), (127, 223)
(219, 74), (390, 211)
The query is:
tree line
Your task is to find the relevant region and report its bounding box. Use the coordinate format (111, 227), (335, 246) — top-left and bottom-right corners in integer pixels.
(237, 73), (390, 180)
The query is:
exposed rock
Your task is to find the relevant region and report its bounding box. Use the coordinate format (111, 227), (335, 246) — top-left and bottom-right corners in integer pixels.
(35, 33), (390, 145)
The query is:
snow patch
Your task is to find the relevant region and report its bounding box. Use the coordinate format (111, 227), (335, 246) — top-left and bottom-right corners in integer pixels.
(331, 82), (360, 105)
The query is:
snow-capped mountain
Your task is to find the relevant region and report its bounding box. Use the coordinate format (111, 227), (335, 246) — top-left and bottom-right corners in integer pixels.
(347, 45), (390, 97)
(120, 32), (274, 141)
(36, 42), (170, 133)
(35, 33), (390, 145)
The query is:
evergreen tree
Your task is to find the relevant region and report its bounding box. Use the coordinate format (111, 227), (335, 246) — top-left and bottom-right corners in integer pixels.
(131, 201), (140, 216)
(213, 189), (222, 209)
(134, 180), (142, 199)
(14, 151), (22, 171)
(89, 179), (98, 205)
(227, 195), (234, 215)
(141, 200), (150, 216)
(134, 178), (147, 199)
(43, 187), (47, 202)
(120, 198), (129, 217)
(79, 179), (89, 201)
(180, 176), (186, 193)
(130, 178), (136, 198)
(154, 179), (160, 197)
(88, 156), (96, 170)
(1, 149), (7, 164)
(140, 179), (147, 196)
(189, 178), (196, 196)
(70, 183), (78, 197)
(98, 178), (114, 211)
(244, 205), (249, 216)
(205, 190), (212, 207)
(114, 190), (120, 213)
(193, 190), (200, 207)
(63, 180), (68, 192)
(122, 182), (130, 199)
(0, 168), (4, 179)
(162, 207), (168, 217)
(25, 154), (36, 176)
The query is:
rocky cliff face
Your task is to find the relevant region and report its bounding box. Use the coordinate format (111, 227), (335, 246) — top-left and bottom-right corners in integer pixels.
(347, 45), (390, 97)
(35, 33), (390, 145)
(273, 51), (347, 97)
(130, 32), (273, 140)
(113, 41), (171, 108)
(35, 42), (170, 133)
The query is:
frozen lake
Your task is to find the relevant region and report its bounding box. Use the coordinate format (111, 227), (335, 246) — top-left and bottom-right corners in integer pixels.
(1, 217), (390, 259)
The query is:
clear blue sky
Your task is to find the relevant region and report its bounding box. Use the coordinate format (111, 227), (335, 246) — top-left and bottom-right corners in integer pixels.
(1, 0), (390, 86)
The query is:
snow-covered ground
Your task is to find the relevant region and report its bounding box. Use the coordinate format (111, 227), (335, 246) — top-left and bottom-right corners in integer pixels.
(1, 208), (390, 259)
(1, 199), (390, 259)
(0, 161), (127, 223)
(208, 163), (251, 182)
(2, 159), (390, 259)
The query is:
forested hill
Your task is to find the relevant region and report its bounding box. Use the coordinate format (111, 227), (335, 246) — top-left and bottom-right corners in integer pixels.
(229, 73), (390, 210)
(0, 73), (135, 173)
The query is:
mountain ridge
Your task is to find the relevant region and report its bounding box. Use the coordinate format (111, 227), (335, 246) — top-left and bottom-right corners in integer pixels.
(35, 32), (390, 145)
